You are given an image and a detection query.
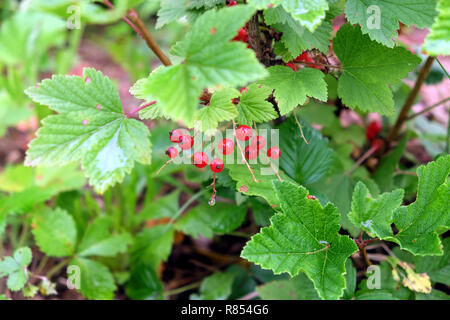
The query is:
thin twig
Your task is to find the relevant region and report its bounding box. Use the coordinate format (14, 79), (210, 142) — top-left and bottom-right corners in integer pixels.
(386, 56), (435, 146)
(125, 100), (157, 118)
(296, 61), (341, 69)
(253, 122), (282, 181)
(406, 97), (450, 120)
(238, 291), (259, 300)
(346, 145), (378, 175)
(164, 281), (202, 297)
(292, 111), (308, 144)
(126, 9), (172, 66)
(155, 158), (174, 176)
(232, 121), (259, 183)
(103, 1), (171, 66)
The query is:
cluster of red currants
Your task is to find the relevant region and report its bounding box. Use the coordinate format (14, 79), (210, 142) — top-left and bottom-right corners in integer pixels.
(165, 125), (281, 174)
(286, 51), (321, 71)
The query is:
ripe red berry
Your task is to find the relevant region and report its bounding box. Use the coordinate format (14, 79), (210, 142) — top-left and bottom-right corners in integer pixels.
(366, 121), (382, 140)
(169, 129), (183, 143)
(236, 125), (252, 141)
(227, 0), (237, 6)
(286, 62), (296, 71)
(179, 135), (194, 150)
(192, 152), (208, 168)
(251, 136), (266, 150)
(294, 52), (314, 64)
(233, 28), (248, 42)
(245, 145), (259, 160)
(371, 138), (384, 151)
(165, 147), (179, 159)
(210, 158), (224, 173)
(218, 139), (235, 155)
(267, 146), (281, 159)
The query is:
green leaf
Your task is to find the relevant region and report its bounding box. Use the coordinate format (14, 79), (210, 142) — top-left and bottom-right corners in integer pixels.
(23, 284), (39, 298)
(394, 238), (450, 286)
(227, 164), (295, 207)
(258, 66), (327, 115)
(264, 6), (332, 58)
(131, 225), (174, 270)
(0, 12), (66, 65)
(126, 262), (164, 300)
(388, 155), (450, 255)
(0, 187), (55, 217)
(77, 217), (132, 257)
(345, 0), (438, 47)
(248, 0), (329, 31)
(414, 237), (450, 286)
(355, 290), (398, 300)
(349, 182), (404, 239)
(191, 272), (235, 300)
(256, 273), (320, 300)
(133, 6), (267, 126)
(334, 24), (420, 115)
(137, 190), (181, 222)
(424, 0), (450, 55)
(343, 259), (357, 300)
(32, 208), (77, 257)
(25, 68), (151, 193)
(194, 88), (239, 133)
(278, 118), (333, 185)
(241, 181), (358, 299)
(70, 258), (116, 300)
(373, 137), (407, 192)
(175, 203), (246, 239)
(0, 247), (32, 292)
(357, 261), (411, 300)
(236, 84), (278, 125)
(0, 90), (33, 137)
(156, 0), (200, 29)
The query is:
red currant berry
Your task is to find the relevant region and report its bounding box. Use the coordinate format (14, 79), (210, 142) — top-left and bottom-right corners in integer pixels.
(218, 139), (235, 155)
(227, 0), (237, 6)
(179, 135), (194, 150)
(233, 28), (248, 42)
(210, 158), (224, 173)
(245, 145), (259, 160)
(371, 138), (384, 152)
(192, 152), (208, 168)
(286, 62), (296, 71)
(251, 136), (266, 150)
(169, 129), (183, 143)
(165, 147), (178, 159)
(366, 121), (382, 140)
(267, 146), (281, 159)
(236, 125), (252, 141)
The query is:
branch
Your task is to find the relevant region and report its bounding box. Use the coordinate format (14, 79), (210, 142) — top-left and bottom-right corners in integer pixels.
(386, 56), (435, 146)
(103, 1), (171, 66)
(406, 97), (450, 121)
(125, 100), (157, 118)
(126, 9), (172, 66)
